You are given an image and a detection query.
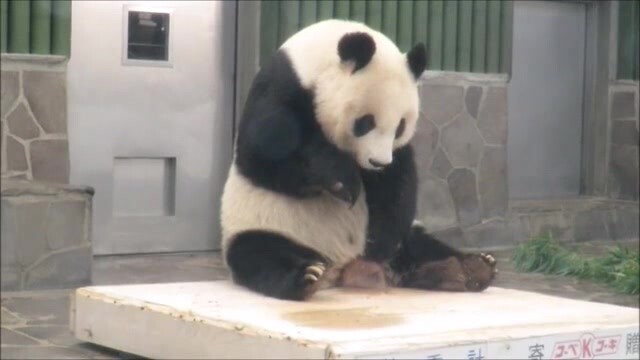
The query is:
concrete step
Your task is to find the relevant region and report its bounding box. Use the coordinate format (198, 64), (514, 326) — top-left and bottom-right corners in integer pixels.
(1, 179), (94, 291)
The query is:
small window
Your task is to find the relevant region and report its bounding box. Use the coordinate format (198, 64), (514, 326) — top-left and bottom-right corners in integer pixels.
(127, 11), (170, 61)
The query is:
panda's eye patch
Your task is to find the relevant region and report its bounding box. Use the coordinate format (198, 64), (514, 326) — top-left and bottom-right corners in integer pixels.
(353, 114), (376, 137)
(395, 118), (406, 139)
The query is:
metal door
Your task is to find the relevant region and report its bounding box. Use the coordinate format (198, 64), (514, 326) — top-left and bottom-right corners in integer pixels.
(507, 1), (586, 199)
(68, 1), (235, 255)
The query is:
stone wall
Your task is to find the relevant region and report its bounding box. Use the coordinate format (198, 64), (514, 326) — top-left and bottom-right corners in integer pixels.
(1, 180), (93, 291)
(412, 72), (509, 248)
(607, 82), (639, 201)
(1, 54), (70, 184)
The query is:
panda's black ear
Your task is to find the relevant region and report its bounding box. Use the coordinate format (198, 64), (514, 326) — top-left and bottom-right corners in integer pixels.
(407, 43), (427, 80)
(338, 32), (376, 73)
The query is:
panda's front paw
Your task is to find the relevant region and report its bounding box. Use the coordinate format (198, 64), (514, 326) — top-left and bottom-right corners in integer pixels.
(460, 253), (498, 292)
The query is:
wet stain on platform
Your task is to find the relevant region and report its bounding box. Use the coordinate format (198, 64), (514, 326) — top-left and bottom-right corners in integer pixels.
(283, 307), (403, 329)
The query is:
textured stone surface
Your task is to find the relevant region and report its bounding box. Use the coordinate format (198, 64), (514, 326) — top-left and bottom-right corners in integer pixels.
(477, 86), (507, 145)
(574, 209), (609, 243)
(2, 295), (69, 326)
(22, 71), (67, 134)
(447, 168), (480, 226)
(6, 103), (40, 140)
(519, 212), (574, 243)
(6, 136), (28, 172)
(1, 309), (21, 325)
(611, 91), (636, 120)
(30, 139), (70, 183)
(412, 114), (439, 175)
(4, 200), (50, 267)
(24, 246), (92, 290)
(1, 200), (17, 266)
(1, 266), (20, 291)
(611, 120), (639, 146)
(14, 325), (81, 347)
(465, 86), (482, 118)
(421, 84), (464, 126)
(46, 200), (86, 251)
(1, 328), (39, 345)
(464, 220), (513, 248)
(429, 148), (453, 179)
(606, 207), (640, 241)
(478, 147), (508, 219)
(417, 175), (457, 231)
(607, 144), (639, 200)
(440, 112), (484, 167)
(1, 71), (19, 118)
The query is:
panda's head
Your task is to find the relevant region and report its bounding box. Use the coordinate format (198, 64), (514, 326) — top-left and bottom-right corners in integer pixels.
(312, 29), (427, 170)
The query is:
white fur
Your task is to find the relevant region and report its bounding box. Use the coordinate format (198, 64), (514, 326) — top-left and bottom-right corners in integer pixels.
(221, 164), (368, 266)
(281, 19), (421, 170)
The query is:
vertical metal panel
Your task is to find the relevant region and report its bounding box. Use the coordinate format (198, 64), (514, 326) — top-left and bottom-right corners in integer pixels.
(258, 0), (513, 74)
(300, 0), (317, 28)
(413, 0), (429, 50)
(9, 0), (30, 53)
(486, 0), (502, 73)
(51, 0), (70, 56)
(30, 0), (51, 54)
(279, 1), (300, 43)
(471, 0), (487, 72)
(1, 0), (8, 53)
(428, 0), (444, 69)
(365, 0), (382, 31)
(397, 0), (412, 52)
(442, 0), (458, 70)
(457, 0), (473, 72)
(382, 0), (397, 43)
(317, 0), (333, 20)
(334, 0), (350, 19)
(260, 0), (279, 66)
(350, 0), (366, 24)
(617, 0), (639, 80)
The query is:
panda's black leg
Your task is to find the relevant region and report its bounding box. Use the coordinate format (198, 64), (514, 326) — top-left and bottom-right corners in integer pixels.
(225, 230), (329, 301)
(390, 223), (498, 292)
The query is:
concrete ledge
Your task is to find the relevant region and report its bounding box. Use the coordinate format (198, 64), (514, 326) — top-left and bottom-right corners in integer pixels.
(72, 281), (639, 359)
(1, 180), (93, 291)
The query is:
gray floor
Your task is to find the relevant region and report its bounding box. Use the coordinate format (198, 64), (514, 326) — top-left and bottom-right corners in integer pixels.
(2, 240), (638, 359)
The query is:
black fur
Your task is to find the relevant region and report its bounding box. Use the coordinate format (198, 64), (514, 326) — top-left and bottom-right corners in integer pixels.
(226, 230), (326, 301)
(338, 32), (376, 72)
(407, 43), (427, 80)
(235, 51), (361, 204)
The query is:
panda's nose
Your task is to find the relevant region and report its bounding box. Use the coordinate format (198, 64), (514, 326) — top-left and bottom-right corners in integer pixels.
(369, 158), (391, 168)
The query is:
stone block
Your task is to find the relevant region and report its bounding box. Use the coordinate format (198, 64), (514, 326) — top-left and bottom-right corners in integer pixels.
(440, 112), (484, 167)
(421, 84), (464, 126)
(23, 246), (92, 290)
(6, 136), (28, 171)
(6, 103), (40, 140)
(463, 220), (514, 248)
(520, 211), (574, 243)
(611, 91), (636, 120)
(573, 209), (609, 242)
(477, 87), (507, 145)
(465, 86), (482, 118)
(447, 168), (481, 226)
(0, 328), (39, 346)
(429, 147), (453, 179)
(1, 265), (21, 291)
(4, 200), (50, 267)
(607, 144), (639, 200)
(417, 174), (457, 231)
(23, 71), (67, 134)
(478, 147), (508, 219)
(611, 120), (639, 146)
(2, 293), (70, 325)
(606, 207), (640, 241)
(431, 226), (465, 249)
(47, 200), (87, 251)
(412, 114), (439, 176)
(1, 71), (19, 118)
(30, 139), (70, 183)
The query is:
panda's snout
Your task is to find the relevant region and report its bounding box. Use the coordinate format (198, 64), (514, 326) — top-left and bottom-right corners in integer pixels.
(369, 158), (391, 169)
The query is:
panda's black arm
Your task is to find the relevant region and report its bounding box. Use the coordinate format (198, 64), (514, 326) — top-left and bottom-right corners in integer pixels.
(362, 145), (418, 262)
(235, 98), (361, 203)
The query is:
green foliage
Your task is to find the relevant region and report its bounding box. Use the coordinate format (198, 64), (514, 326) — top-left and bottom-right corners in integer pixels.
(512, 232), (639, 295)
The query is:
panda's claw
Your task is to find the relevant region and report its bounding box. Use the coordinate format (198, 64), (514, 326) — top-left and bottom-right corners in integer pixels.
(304, 262), (326, 283)
(480, 253), (496, 266)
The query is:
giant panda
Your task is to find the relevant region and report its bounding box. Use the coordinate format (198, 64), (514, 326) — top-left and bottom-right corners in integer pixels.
(221, 19), (497, 301)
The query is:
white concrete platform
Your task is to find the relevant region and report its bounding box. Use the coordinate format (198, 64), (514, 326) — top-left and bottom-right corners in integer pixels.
(71, 281), (639, 359)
